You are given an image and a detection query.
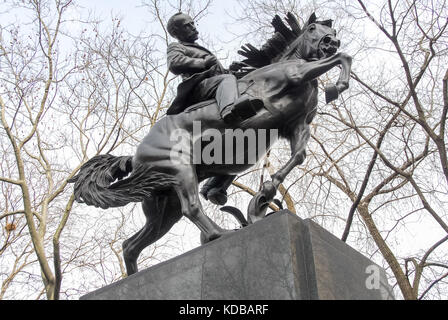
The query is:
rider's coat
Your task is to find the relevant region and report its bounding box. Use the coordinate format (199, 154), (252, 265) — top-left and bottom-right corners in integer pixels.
(166, 41), (227, 115)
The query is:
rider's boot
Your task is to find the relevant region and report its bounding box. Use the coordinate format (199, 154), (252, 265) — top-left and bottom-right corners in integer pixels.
(221, 96), (264, 124)
(221, 106), (238, 124)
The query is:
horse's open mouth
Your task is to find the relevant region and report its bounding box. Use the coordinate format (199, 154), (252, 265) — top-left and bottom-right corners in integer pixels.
(318, 47), (337, 58)
(318, 35), (340, 59)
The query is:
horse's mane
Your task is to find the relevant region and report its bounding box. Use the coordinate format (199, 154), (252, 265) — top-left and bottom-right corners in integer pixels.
(238, 12), (333, 68)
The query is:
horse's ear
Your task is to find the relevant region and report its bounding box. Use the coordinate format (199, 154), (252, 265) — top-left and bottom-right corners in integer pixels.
(307, 12), (317, 25)
(321, 19), (333, 28)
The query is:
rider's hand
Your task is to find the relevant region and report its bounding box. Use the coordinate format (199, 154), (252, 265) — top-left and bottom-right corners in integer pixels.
(204, 55), (218, 68)
(229, 61), (247, 71)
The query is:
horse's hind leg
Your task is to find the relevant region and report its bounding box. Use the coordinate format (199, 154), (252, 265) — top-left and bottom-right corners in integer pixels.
(122, 193), (182, 276)
(174, 166), (227, 242)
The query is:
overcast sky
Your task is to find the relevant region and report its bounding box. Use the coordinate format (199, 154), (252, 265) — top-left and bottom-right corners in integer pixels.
(73, 0), (243, 64)
(74, 1), (239, 39)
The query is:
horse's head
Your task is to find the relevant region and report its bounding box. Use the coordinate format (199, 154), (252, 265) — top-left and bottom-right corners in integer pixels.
(238, 12), (341, 67)
(282, 13), (340, 62)
(296, 15), (340, 60)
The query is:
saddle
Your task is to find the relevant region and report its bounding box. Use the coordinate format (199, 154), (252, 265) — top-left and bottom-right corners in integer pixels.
(182, 80), (260, 119)
(184, 99), (215, 113)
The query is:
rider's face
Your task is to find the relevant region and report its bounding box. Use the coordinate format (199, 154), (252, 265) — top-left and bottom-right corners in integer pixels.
(175, 15), (199, 43)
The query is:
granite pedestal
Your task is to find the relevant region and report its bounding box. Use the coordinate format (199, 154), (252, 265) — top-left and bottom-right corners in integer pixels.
(81, 210), (394, 300)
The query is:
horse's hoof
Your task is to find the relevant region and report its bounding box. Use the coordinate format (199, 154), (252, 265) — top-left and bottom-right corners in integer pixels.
(123, 241), (138, 276)
(247, 181), (278, 224)
(262, 181), (276, 199)
(200, 229), (233, 245)
(336, 81), (349, 92)
(206, 188), (228, 206)
(123, 257), (138, 277)
(325, 84), (339, 103)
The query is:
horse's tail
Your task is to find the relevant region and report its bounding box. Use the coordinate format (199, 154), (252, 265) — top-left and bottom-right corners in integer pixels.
(220, 206), (249, 227)
(68, 154), (178, 209)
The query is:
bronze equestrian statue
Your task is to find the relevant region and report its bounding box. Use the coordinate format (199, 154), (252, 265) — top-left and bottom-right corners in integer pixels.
(69, 12), (352, 276)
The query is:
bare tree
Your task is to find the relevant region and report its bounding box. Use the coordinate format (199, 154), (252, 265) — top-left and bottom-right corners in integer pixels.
(4, 0), (446, 301)
(0, 0), (215, 300)
(228, 0), (448, 299)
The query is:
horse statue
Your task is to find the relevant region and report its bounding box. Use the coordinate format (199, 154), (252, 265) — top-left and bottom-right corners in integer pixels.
(69, 12), (352, 276)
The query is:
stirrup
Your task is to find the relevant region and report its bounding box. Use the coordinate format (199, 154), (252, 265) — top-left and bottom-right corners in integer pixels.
(221, 107), (238, 124)
(233, 96), (263, 120)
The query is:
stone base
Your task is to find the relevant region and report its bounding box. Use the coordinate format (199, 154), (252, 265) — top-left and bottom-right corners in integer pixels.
(81, 210), (394, 300)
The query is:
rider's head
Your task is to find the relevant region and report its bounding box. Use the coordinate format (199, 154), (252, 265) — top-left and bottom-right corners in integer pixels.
(167, 12), (199, 43)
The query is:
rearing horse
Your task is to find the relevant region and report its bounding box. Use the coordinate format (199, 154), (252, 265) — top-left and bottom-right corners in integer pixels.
(69, 12), (352, 276)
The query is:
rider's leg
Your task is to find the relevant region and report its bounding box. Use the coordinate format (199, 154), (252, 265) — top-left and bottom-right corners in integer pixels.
(193, 75), (234, 122)
(214, 74), (238, 122)
(194, 74), (238, 122)
(215, 74), (263, 122)
(194, 75), (263, 123)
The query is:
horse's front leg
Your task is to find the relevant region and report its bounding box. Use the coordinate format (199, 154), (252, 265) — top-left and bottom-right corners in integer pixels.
(290, 52), (353, 103)
(271, 124), (310, 190)
(326, 52), (352, 103)
(247, 121), (310, 223)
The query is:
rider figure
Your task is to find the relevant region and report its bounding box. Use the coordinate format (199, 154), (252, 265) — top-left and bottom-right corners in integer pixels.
(166, 12), (262, 205)
(165, 12), (262, 123)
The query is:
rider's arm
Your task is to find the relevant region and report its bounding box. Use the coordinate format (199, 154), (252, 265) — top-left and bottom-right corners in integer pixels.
(167, 43), (212, 75)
